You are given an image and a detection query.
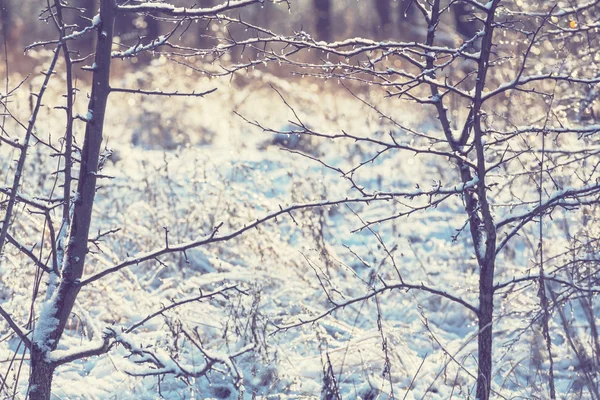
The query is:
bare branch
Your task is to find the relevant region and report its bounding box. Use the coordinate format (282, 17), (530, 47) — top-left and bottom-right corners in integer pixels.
(126, 285), (242, 333)
(274, 280), (478, 333)
(0, 307), (31, 350)
(109, 87), (217, 97)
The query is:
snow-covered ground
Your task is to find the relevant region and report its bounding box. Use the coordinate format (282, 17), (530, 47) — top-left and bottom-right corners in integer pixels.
(0, 59), (598, 399)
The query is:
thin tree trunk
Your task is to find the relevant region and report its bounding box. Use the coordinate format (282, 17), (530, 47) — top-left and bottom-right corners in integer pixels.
(52, 0), (115, 344)
(0, 0), (10, 40)
(472, 3), (499, 398)
(374, 0), (391, 37)
(28, 0), (116, 397)
(397, 0), (420, 40)
(313, 0), (331, 42)
(477, 261), (494, 400)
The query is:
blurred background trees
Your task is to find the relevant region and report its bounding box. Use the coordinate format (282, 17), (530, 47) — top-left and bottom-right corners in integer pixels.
(0, 0), (477, 60)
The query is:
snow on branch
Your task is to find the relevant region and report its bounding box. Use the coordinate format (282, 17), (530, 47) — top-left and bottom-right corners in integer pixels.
(118, 0), (261, 16)
(489, 125), (600, 137)
(0, 185), (54, 211)
(110, 328), (253, 383)
(60, 17), (100, 42)
(504, 0), (599, 17)
(32, 299), (60, 353)
(495, 183), (600, 255)
(111, 35), (170, 58)
(496, 183), (600, 229)
(484, 74), (600, 101)
(23, 14), (100, 52)
(494, 275), (600, 294)
(47, 330), (113, 366)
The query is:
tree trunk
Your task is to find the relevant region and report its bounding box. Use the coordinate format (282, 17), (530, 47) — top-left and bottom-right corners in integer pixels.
(397, 0), (420, 40)
(374, 0), (391, 37)
(28, 346), (55, 400)
(313, 0), (331, 42)
(476, 260), (494, 400)
(472, 1), (499, 394)
(0, 0), (10, 39)
(52, 0), (115, 341)
(27, 0), (116, 396)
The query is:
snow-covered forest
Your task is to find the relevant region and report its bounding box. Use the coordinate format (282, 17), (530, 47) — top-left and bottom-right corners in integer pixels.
(0, 0), (599, 399)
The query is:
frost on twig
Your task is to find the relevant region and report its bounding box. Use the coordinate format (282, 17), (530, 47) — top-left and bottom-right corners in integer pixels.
(46, 329), (113, 366)
(110, 328), (254, 384)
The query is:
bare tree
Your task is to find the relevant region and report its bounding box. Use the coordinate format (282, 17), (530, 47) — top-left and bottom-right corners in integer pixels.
(1, 0), (600, 399)
(0, 0), (277, 398)
(226, 0), (600, 398)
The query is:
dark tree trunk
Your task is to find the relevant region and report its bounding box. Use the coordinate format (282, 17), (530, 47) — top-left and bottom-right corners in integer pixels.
(476, 260), (495, 400)
(313, 0), (331, 42)
(472, 4), (499, 398)
(28, 0), (116, 396)
(397, 0), (420, 40)
(0, 0), (11, 41)
(28, 347), (55, 400)
(53, 0), (116, 339)
(453, 1), (479, 42)
(0, 0), (8, 27)
(374, 0), (391, 37)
